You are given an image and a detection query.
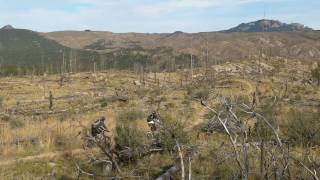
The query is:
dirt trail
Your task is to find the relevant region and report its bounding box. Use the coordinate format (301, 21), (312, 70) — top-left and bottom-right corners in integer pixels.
(232, 79), (255, 94)
(1, 106), (208, 168)
(0, 148), (87, 167)
(217, 78), (255, 94)
(187, 103), (208, 130)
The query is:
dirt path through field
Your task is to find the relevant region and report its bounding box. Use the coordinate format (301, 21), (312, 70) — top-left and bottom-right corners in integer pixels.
(0, 106), (208, 167)
(187, 103), (208, 130)
(0, 148), (89, 167)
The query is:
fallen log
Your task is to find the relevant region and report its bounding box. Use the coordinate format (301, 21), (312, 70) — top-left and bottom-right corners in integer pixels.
(215, 85), (241, 89)
(117, 146), (164, 163)
(0, 137), (39, 146)
(115, 96), (129, 102)
(156, 146), (198, 180)
(11, 103), (101, 116)
(289, 99), (320, 107)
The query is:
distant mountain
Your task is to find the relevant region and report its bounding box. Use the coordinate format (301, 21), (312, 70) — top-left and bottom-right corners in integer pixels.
(222, 19), (313, 33)
(1, 19), (320, 76)
(45, 29), (320, 62)
(0, 24), (14, 30)
(0, 28), (98, 75)
(165, 31), (185, 38)
(1, 25), (15, 30)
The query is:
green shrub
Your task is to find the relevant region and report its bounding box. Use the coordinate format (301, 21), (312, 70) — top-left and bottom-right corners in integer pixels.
(212, 162), (238, 179)
(164, 102), (175, 109)
(114, 123), (145, 150)
(0, 96), (3, 109)
(1, 114), (10, 122)
(311, 62), (320, 86)
(135, 87), (149, 98)
(117, 108), (144, 122)
(246, 99), (280, 142)
(294, 94), (302, 101)
(187, 86), (210, 100)
(159, 113), (189, 152)
(285, 109), (320, 147)
(147, 96), (167, 108)
(98, 97), (108, 107)
(54, 134), (68, 149)
(149, 88), (162, 97)
(9, 118), (25, 129)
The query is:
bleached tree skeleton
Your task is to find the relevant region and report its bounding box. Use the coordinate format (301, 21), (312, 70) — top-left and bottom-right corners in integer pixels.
(200, 99), (319, 180)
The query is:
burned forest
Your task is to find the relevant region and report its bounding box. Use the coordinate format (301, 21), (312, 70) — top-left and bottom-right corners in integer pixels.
(0, 9), (320, 180)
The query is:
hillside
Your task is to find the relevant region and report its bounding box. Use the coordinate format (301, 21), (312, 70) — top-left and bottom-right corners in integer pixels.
(2, 19), (320, 76)
(0, 27), (98, 75)
(44, 30), (320, 61)
(0, 28), (193, 75)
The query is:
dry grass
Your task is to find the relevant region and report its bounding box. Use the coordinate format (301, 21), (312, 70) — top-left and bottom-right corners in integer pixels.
(0, 59), (319, 178)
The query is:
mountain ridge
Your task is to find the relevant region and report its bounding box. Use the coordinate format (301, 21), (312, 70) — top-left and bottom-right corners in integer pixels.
(1, 25), (15, 30)
(1, 19), (320, 76)
(44, 30), (320, 61)
(222, 19), (313, 33)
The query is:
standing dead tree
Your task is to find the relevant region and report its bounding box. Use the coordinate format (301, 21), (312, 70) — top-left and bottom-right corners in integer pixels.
(81, 128), (122, 174)
(240, 103), (319, 179)
(200, 99), (250, 179)
(155, 144), (198, 180)
(200, 98), (319, 180)
(49, 91), (53, 110)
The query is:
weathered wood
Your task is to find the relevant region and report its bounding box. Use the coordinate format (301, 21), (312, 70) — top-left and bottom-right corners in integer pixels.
(0, 137), (39, 146)
(156, 146), (198, 180)
(289, 99), (320, 107)
(11, 103), (101, 116)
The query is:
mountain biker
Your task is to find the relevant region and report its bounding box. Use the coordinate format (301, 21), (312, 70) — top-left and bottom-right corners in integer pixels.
(91, 116), (109, 137)
(147, 111), (159, 132)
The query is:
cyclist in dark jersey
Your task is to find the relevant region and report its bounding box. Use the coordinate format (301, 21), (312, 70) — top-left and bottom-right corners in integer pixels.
(147, 111), (159, 132)
(91, 116), (109, 137)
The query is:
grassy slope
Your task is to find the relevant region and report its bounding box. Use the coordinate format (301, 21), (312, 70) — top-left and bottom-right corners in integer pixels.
(0, 58), (319, 178)
(0, 29), (99, 75)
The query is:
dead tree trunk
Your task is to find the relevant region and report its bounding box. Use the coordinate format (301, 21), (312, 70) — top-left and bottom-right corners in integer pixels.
(156, 146), (198, 180)
(176, 140), (185, 180)
(49, 91), (53, 110)
(260, 140), (265, 180)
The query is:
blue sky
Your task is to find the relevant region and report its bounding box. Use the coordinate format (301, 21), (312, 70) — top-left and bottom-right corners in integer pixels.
(0, 0), (319, 32)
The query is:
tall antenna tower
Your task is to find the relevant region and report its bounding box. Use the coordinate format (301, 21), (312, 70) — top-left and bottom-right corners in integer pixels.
(263, 4), (266, 20)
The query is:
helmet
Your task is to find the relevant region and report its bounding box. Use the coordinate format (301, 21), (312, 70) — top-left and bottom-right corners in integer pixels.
(99, 116), (106, 122)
